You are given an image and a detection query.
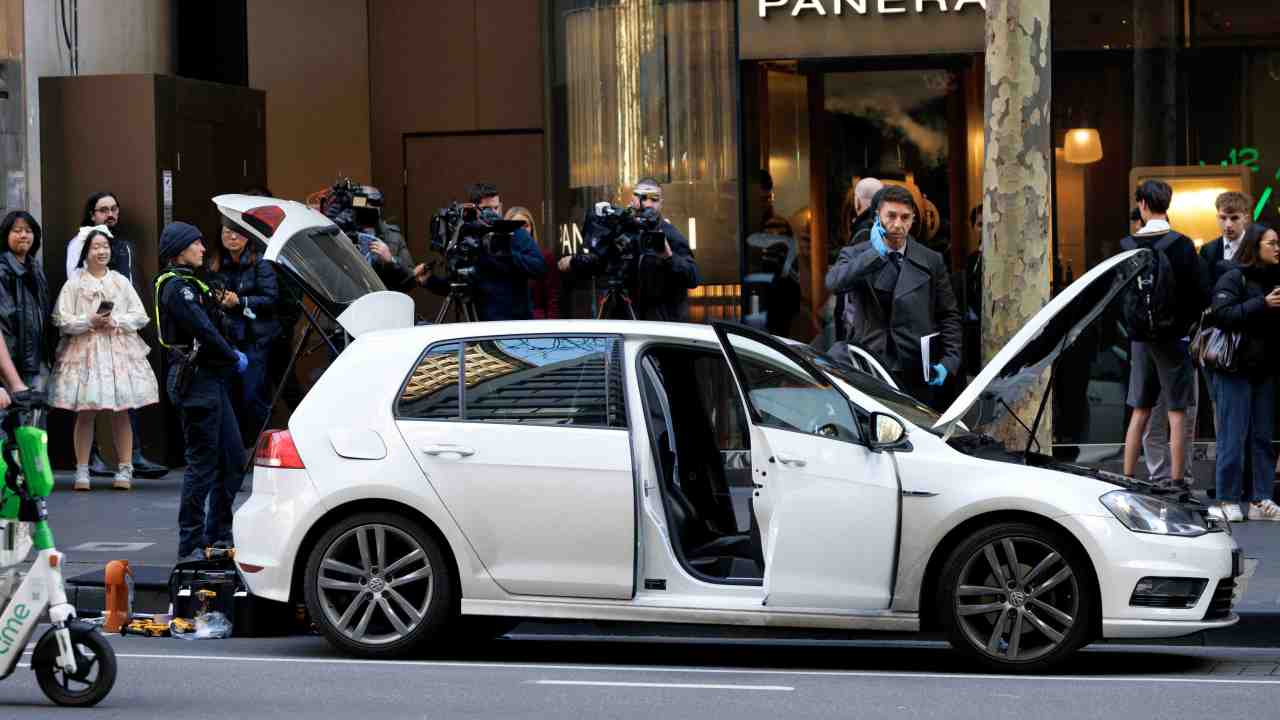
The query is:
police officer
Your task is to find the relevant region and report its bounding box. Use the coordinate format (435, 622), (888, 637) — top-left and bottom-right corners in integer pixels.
(155, 222), (248, 562)
(558, 177), (699, 321)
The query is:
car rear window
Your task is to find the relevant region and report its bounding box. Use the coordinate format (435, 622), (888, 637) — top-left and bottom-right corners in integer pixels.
(397, 335), (626, 428)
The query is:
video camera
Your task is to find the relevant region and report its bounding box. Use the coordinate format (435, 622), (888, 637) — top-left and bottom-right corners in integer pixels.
(585, 204), (667, 280)
(323, 179), (386, 265)
(429, 202), (520, 282)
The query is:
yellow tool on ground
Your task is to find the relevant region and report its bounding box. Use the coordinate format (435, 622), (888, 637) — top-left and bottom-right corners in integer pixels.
(123, 618), (171, 637)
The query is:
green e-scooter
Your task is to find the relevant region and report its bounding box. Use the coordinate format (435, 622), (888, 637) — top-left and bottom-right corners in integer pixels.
(0, 390), (117, 706)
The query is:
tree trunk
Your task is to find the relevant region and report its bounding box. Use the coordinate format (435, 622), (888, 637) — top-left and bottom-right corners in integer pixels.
(982, 0), (1052, 449)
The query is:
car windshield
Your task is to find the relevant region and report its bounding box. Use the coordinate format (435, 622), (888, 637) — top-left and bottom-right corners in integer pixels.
(795, 345), (942, 432)
(277, 226), (384, 306)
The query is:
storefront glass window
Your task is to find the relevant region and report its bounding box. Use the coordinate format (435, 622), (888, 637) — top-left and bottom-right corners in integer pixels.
(548, 0), (740, 322)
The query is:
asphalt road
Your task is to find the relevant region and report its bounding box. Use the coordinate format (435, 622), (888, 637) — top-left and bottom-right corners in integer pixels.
(2, 635), (1279, 718)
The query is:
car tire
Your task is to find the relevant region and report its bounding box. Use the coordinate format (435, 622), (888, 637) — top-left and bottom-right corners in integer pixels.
(304, 512), (455, 659)
(938, 521), (1096, 673)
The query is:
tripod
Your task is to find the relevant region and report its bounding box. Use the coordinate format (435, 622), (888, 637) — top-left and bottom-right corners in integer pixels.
(435, 281), (480, 323)
(596, 277), (637, 320)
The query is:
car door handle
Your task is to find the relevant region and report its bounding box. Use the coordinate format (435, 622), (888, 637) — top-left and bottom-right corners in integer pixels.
(773, 453), (807, 468)
(421, 444), (476, 458)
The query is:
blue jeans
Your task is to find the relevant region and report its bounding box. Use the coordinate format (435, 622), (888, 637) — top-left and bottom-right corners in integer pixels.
(1210, 371), (1276, 505)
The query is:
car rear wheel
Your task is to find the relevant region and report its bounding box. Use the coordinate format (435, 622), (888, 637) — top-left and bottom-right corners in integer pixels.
(304, 512), (454, 658)
(938, 522), (1096, 673)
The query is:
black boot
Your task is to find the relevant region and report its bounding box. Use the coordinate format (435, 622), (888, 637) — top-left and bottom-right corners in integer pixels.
(131, 449), (169, 479)
(88, 445), (114, 477)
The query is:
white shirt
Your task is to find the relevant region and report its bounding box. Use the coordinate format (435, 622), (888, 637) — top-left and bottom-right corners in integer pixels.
(1223, 236), (1240, 261)
(1135, 218), (1171, 236)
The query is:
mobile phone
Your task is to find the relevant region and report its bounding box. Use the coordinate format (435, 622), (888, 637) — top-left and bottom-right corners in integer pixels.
(96, 300), (114, 315)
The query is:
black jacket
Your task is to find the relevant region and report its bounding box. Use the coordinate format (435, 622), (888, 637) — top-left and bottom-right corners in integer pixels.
(1121, 230), (1210, 337)
(0, 248), (53, 378)
(833, 210), (877, 340)
(156, 266), (240, 375)
(108, 234), (135, 283)
(825, 237), (962, 377)
(566, 219), (699, 322)
(1210, 263), (1280, 377)
(209, 251), (281, 348)
(1199, 236), (1236, 294)
(426, 227), (547, 321)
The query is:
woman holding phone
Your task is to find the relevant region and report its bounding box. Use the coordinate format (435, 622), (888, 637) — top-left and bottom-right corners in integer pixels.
(50, 227), (158, 490)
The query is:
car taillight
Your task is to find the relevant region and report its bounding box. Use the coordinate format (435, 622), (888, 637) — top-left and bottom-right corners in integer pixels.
(255, 429), (305, 469)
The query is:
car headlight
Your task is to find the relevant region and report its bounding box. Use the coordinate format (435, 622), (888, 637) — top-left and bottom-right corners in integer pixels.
(1100, 490), (1208, 537)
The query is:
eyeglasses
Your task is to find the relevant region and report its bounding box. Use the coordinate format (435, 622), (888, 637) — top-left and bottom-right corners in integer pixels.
(94, 205), (120, 214)
(634, 192), (662, 203)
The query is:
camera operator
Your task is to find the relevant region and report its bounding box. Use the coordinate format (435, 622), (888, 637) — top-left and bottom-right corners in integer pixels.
(416, 183), (547, 321)
(557, 178), (699, 321)
(322, 180), (417, 291)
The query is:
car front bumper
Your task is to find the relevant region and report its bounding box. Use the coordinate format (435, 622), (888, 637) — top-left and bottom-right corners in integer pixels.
(1060, 514), (1241, 638)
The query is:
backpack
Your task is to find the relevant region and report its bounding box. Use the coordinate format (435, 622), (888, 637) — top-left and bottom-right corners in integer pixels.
(1121, 232), (1182, 341)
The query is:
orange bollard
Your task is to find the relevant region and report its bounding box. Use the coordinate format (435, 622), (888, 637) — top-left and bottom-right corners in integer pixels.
(103, 560), (134, 633)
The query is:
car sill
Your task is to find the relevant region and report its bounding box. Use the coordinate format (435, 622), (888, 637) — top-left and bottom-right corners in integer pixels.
(462, 599), (919, 632)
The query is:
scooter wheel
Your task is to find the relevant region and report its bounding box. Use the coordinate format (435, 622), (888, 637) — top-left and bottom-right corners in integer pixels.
(32, 622), (118, 707)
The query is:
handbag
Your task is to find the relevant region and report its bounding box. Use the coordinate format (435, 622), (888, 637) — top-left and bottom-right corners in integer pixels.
(1189, 308), (1242, 373)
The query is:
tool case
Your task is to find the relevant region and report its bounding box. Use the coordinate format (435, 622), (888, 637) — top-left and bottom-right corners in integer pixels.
(167, 557), (296, 637)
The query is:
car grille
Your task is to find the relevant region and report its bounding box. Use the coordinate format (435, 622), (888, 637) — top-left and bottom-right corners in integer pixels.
(1202, 578), (1236, 620)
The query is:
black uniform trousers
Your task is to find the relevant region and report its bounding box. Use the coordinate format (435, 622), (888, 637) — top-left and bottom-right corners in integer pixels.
(169, 364), (245, 556)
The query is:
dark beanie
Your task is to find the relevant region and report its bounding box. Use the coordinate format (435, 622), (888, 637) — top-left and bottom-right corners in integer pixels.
(159, 222), (202, 261)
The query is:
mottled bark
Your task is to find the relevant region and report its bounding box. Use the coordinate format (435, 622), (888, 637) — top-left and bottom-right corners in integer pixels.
(982, 0), (1052, 448)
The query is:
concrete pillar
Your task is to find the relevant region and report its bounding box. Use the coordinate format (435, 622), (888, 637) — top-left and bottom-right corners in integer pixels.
(982, 0), (1052, 447)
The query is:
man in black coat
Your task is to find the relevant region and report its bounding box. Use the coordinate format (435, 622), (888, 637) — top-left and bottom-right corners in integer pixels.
(78, 192), (168, 478)
(834, 177), (884, 341)
(825, 185), (962, 407)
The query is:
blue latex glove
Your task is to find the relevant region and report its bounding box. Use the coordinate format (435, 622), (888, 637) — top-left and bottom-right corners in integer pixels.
(928, 363), (948, 387)
(869, 218), (888, 257)
(234, 350), (249, 374)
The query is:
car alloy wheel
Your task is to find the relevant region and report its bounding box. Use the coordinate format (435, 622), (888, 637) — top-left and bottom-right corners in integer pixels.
(941, 522), (1094, 671)
(305, 512), (454, 658)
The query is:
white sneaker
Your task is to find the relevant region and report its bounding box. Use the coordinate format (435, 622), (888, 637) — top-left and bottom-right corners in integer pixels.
(74, 464), (90, 491)
(1248, 499), (1280, 522)
(112, 464), (133, 491)
(1222, 503), (1245, 523)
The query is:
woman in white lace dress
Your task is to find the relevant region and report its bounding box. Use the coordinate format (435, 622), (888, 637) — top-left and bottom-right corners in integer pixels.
(50, 228), (159, 490)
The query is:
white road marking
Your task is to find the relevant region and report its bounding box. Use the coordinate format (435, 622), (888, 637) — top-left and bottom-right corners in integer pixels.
(532, 680), (793, 691)
(105, 652), (1280, 686)
(68, 541), (154, 552)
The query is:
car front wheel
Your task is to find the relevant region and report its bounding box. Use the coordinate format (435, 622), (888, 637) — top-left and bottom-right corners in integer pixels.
(939, 522), (1096, 673)
(304, 512), (455, 658)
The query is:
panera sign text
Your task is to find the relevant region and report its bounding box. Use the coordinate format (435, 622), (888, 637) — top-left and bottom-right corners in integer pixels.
(758, 0), (987, 17)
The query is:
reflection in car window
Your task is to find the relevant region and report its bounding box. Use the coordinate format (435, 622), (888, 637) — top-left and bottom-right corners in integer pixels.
(398, 342), (462, 420)
(278, 227), (384, 305)
(462, 337), (623, 427)
(725, 334), (860, 442)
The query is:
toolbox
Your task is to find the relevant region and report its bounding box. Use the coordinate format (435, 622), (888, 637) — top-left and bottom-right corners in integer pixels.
(167, 557), (297, 637)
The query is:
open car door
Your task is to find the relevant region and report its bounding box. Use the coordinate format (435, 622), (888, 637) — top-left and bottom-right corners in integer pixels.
(714, 323), (899, 610)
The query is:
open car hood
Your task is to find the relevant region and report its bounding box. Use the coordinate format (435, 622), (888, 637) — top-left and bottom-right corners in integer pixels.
(932, 248), (1149, 434)
(212, 194), (411, 337)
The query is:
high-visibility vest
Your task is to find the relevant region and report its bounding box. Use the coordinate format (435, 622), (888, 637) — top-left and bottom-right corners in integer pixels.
(153, 270), (212, 350)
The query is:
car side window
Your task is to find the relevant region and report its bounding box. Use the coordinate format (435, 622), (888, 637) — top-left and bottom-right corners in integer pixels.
(725, 334), (861, 443)
(398, 342), (463, 420)
(398, 336), (625, 428)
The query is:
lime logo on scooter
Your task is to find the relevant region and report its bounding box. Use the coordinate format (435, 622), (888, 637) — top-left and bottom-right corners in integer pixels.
(0, 604), (31, 655)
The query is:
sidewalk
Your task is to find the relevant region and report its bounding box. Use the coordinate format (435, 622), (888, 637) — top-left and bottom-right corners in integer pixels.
(34, 467), (1280, 645)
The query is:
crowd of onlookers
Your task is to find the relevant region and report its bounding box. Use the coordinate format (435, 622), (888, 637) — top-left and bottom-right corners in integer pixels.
(0, 191), (293, 492)
(1119, 183), (1280, 522)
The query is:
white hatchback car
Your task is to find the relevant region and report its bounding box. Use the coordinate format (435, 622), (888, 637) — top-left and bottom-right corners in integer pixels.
(217, 195), (1241, 673)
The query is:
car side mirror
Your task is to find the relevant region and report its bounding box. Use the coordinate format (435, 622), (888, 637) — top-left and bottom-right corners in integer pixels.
(868, 412), (910, 452)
